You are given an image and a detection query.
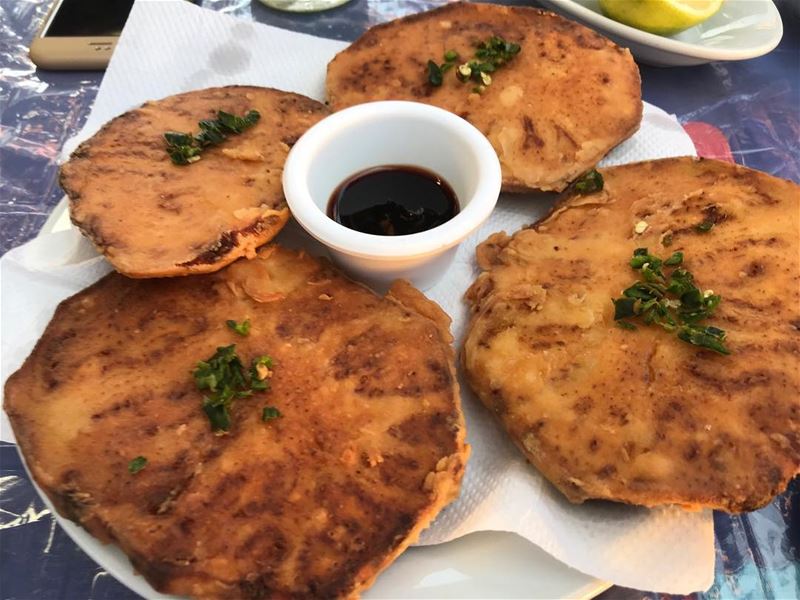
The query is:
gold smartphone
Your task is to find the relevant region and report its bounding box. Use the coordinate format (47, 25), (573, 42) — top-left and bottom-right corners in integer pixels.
(29, 0), (135, 70)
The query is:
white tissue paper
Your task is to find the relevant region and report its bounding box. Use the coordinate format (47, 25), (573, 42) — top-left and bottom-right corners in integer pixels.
(1, 0), (714, 595)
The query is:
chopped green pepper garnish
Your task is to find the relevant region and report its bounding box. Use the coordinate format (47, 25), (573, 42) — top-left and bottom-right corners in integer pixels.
(128, 456), (147, 474)
(226, 319), (251, 337)
(425, 35), (521, 89)
(262, 406), (282, 422)
(695, 219), (714, 233)
(164, 109), (260, 166)
(193, 341), (276, 433)
(573, 169), (604, 194)
(612, 248), (730, 355)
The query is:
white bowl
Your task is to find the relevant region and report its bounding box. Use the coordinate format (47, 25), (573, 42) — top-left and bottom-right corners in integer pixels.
(282, 101), (502, 290)
(538, 0), (783, 67)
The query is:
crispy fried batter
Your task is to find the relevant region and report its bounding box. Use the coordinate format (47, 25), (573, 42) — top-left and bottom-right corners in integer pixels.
(4, 246), (468, 598)
(326, 2), (641, 192)
(60, 87), (329, 278)
(463, 157), (800, 512)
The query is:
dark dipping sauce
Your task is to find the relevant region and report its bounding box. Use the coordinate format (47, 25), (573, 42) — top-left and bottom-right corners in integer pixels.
(328, 165), (459, 236)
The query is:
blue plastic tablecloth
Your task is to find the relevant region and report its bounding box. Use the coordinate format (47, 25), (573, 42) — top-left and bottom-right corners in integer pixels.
(1, 1), (798, 598)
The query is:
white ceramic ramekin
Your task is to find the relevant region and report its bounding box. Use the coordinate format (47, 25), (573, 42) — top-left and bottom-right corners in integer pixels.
(282, 101), (501, 290)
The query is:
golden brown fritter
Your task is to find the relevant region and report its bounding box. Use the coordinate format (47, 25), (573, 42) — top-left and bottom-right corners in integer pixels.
(61, 86), (329, 278)
(326, 2), (641, 193)
(4, 246), (468, 598)
(463, 157), (800, 512)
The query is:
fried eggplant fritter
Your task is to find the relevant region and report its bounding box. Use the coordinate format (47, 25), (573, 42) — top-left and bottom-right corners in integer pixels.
(464, 157), (799, 512)
(4, 246), (468, 598)
(61, 86), (329, 278)
(326, 2), (641, 193)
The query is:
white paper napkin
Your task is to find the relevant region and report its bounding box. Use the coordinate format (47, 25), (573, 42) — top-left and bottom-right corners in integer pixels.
(1, 0), (713, 594)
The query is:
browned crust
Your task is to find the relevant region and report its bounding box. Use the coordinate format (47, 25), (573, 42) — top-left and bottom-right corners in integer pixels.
(65, 202), (291, 279)
(161, 210), (289, 276)
(4, 247), (469, 598)
(60, 86), (328, 278)
(351, 280), (469, 596)
(327, 2), (550, 61)
(463, 156), (800, 513)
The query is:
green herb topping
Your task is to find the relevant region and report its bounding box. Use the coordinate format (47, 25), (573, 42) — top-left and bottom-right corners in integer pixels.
(262, 406), (282, 422)
(164, 109), (260, 166)
(663, 251), (683, 266)
(695, 219), (714, 233)
(192, 344), (275, 433)
(444, 49), (459, 62)
(426, 36), (520, 90)
(226, 319), (251, 337)
(427, 60), (444, 86)
(612, 248), (730, 355)
(164, 132), (202, 165)
(573, 169), (604, 194)
(128, 456), (147, 474)
(250, 355), (274, 392)
(427, 49), (460, 86)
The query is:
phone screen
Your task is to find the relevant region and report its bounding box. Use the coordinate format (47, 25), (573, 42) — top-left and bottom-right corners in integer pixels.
(43, 0), (135, 37)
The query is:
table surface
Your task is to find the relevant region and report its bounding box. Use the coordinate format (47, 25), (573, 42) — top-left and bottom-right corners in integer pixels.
(1, 1), (798, 599)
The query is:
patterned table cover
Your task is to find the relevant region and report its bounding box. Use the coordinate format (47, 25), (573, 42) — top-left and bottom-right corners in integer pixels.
(1, 1), (798, 598)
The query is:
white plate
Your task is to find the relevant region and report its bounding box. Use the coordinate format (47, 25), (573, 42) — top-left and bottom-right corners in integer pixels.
(537, 0), (783, 66)
(51, 494), (610, 599)
(35, 202), (609, 600)
(30, 98), (702, 598)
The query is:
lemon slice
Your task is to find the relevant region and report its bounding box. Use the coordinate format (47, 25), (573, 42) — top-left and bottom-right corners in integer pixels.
(599, 0), (724, 36)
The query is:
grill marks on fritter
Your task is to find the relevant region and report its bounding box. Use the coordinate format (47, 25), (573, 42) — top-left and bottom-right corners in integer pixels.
(326, 2), (642, 193)
(464, 157), (800, 512)
(331, 326), (452, 399)
(4, 246), (467, 598)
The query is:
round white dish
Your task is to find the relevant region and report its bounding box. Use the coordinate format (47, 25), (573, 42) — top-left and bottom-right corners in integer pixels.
(29, 99), (700, 599)
(283, 101), (501, 291)
(536, 0), (784, 66)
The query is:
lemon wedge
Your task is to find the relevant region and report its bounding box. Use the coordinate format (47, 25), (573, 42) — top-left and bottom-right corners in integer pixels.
(599, 0), (724, 36)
